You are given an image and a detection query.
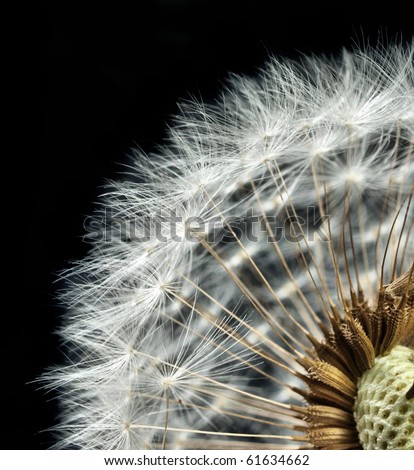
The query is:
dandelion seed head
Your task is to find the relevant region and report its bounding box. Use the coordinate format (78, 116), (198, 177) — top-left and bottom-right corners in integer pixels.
(46, 42), (414, 450)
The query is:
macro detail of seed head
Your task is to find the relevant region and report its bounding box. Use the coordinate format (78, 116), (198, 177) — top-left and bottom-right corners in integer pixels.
(354, 345), (414, 450)
(45, 42), (414, 450)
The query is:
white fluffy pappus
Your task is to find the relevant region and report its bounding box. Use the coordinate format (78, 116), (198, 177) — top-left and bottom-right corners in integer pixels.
(46, 43), (414, 450)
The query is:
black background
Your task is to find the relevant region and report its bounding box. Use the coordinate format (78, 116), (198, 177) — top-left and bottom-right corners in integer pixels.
(16, 1), (413, 449)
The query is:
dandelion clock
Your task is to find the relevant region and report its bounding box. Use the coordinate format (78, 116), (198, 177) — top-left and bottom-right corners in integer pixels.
(46, 42), (414, 450)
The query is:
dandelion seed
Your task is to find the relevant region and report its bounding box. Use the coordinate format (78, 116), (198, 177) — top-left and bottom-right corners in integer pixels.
(47, 42), (414, 449)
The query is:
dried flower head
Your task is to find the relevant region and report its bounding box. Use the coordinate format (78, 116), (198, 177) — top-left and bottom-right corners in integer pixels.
(47, 43), (414, 450)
